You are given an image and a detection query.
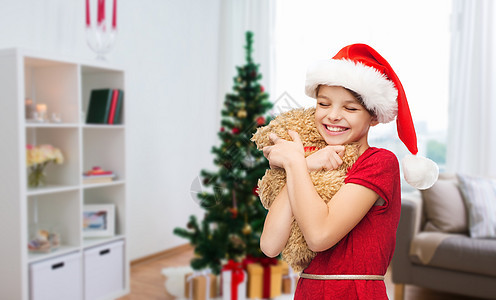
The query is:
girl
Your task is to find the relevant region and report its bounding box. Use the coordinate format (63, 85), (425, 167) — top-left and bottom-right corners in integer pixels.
(260, 44), (437, 299)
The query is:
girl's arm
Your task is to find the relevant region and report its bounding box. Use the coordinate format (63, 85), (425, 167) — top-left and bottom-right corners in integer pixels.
(260, 184), (293, 257)
(285, 157), (378, 252)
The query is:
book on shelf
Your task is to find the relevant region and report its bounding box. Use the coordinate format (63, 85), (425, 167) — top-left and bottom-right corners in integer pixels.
(83, 166), (117, 184)
(86, 88), (124, 124)
(113, 90), (124, 124)
(83, 175), (115, 184)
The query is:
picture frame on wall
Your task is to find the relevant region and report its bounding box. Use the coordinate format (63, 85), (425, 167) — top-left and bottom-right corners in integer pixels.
(83, 204), (115, 237)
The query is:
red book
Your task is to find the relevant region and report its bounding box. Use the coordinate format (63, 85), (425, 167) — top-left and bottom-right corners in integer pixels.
(107, 89), (119, 124)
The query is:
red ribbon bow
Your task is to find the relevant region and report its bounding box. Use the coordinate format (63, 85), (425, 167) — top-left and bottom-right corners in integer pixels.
(222, 260), (245, 300)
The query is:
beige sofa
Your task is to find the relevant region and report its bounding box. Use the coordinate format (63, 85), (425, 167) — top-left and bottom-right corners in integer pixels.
(391, 173), (496, 299)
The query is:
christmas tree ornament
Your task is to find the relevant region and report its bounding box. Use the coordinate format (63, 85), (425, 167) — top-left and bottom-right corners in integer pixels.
(252, 186), (259, 196)
(220, 127), (225, 132)
(229, 207), (239, 219)
(237, 109), (247, 119)
(256, 116), (265, 126)
(242, 223), (252, 235)
(260, 85), (265, 92)
(243, 153), (256, 168)
(232, 128), (240, 134)
(229, 234), (245, 248)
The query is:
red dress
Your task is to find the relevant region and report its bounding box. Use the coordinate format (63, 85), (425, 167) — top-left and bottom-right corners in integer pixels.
(294, 147), (401, 300)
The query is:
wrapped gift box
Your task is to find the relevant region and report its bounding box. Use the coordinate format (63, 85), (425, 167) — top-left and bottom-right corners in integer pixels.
(246, 259), (283, 299)
(184, 271), (217, 300)
(222, 260), (247, 300)
(280, 260), (299, 294)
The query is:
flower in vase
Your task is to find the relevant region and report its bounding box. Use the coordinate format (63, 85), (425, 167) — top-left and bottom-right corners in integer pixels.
(26, 144), (64, 188)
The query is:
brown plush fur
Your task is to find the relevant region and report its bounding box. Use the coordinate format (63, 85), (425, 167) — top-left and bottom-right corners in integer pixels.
(251, 107), (360, 272)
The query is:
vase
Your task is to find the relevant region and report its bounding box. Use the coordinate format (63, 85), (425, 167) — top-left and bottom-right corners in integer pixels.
(28, 164), (46, 188)
(86, 23), (117, 60)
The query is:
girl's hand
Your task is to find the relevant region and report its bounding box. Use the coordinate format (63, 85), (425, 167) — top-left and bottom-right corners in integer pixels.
(262, 130), (305, 169)
(306, 145), (345, 172)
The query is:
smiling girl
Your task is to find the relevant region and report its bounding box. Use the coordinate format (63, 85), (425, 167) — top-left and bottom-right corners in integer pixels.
(259, 44), (438, 299)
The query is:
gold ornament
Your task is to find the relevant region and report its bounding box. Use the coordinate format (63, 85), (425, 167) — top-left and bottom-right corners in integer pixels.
(230, 234), (245, 248)
(242, 223), (252, 235)
(237, 109), (247, 118)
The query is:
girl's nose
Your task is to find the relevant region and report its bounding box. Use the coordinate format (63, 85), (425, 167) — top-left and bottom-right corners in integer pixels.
(327, 108), (342, 122)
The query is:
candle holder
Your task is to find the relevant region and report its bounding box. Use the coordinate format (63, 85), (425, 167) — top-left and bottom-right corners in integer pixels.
(86, 23), (117, 60)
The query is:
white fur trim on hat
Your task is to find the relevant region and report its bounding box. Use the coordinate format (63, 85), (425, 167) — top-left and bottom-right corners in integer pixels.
(305, 59), (398, 123)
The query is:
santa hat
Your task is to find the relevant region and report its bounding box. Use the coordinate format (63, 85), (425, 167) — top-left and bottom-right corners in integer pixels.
(305, 43), (438, 190)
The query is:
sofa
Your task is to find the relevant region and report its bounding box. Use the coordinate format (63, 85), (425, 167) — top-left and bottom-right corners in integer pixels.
(391, 173), (496, 299)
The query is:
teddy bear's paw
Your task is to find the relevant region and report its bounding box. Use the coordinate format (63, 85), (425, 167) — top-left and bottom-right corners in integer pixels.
(341, 143), (360, 167)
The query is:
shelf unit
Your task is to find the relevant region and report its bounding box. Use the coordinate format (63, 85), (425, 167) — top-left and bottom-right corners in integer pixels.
(0, 48), (129, 300)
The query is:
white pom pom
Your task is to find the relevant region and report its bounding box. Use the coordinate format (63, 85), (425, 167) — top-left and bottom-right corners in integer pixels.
(401, 154), (439, 190)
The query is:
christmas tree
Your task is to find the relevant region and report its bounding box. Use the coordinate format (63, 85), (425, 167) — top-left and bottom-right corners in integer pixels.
(174, 31), (273, 275)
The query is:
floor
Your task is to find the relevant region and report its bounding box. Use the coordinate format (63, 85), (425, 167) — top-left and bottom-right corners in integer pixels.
(118, 247), (483, 300)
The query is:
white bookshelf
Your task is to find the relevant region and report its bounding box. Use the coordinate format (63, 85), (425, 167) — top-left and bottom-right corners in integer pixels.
(0, 48), (129, 300)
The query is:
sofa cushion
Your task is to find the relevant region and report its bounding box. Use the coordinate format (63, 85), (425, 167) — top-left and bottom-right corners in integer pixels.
(457, 174), (496, 238)
(411, 234), (496, 277)
(421, 178), (468, 234)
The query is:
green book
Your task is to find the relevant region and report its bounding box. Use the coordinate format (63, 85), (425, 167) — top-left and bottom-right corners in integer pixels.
(86, 89), (113, 124)
(114, 90), (124, 124)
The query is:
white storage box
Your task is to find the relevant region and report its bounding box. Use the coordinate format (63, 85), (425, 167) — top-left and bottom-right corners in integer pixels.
(30, 251), (82, 300)
(84, 240), (124, 300)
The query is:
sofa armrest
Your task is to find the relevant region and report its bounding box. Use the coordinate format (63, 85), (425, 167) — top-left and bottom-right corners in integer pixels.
(391, 193), (422, 284)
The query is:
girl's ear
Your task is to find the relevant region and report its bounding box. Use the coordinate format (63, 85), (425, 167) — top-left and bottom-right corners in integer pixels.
(370, 116), (379, 127)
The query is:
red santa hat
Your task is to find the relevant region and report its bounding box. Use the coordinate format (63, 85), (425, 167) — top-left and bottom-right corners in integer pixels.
(305, 43), (438, 190)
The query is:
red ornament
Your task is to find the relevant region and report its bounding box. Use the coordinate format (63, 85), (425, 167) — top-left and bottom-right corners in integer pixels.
(232, 127), (240, 134)
(220, 127), (225, 132)
(256, 116), (265, 126)
(229, 207), (238, 219)
(260, 85), (265, 92)
(252, 186), (259, 196)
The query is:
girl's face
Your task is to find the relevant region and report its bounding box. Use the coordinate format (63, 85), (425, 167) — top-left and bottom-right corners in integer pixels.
(315, 85), (378, 152)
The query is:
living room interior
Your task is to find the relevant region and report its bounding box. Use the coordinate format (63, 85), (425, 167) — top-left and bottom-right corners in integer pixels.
(0, 0), (494, 299)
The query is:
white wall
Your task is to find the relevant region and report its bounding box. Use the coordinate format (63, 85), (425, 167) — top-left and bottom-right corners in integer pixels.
(0, 0), (221, 260)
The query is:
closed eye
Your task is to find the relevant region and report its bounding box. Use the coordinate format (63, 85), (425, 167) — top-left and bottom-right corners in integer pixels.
(345, 107), (358, 111)
(318, 103), (330, 107)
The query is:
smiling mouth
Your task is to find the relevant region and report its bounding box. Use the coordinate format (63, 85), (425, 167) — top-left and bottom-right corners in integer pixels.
(324, 124), (349, 133)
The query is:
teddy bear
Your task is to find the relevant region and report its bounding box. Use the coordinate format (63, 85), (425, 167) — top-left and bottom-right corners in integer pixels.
(251, 107), (360, 272)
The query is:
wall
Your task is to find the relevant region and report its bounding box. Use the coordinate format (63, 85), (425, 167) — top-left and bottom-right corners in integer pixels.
(0, 0), (222, 260)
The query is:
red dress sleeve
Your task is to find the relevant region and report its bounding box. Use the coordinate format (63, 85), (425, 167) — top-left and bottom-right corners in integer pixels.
(344, 148), (400, 210)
